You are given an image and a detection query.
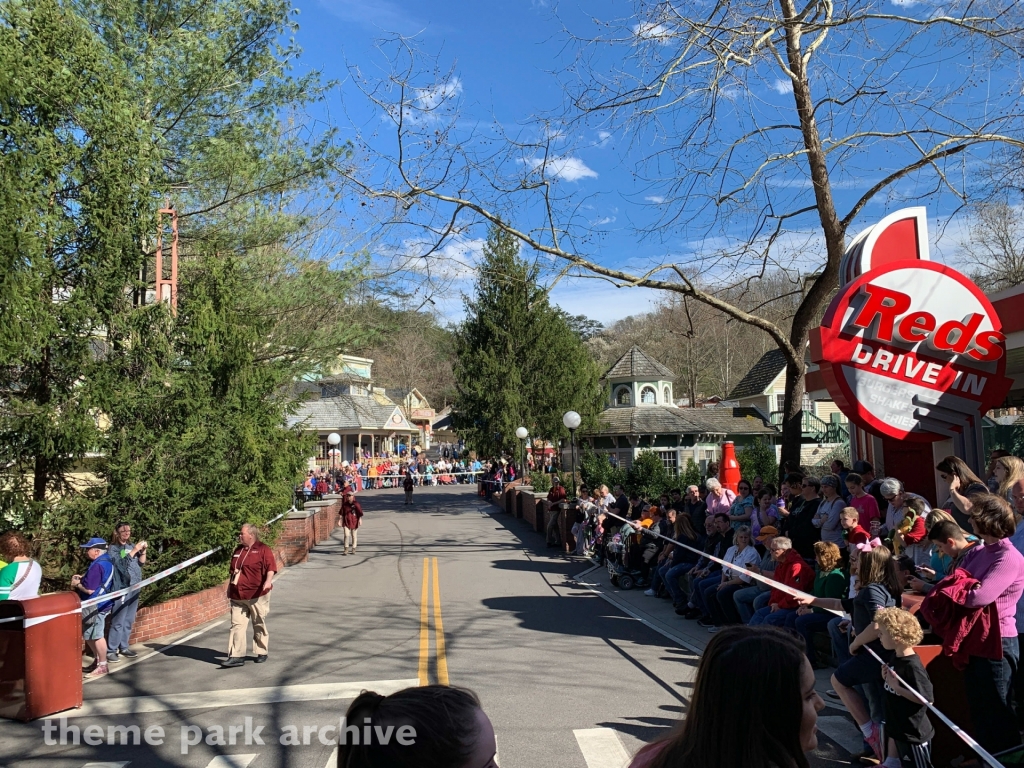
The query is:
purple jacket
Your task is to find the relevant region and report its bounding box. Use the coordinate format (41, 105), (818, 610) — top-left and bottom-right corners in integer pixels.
(959, 538), (1024, 640)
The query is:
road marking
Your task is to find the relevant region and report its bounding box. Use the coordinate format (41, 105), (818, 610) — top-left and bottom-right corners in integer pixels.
(419, 556), (430, 686)
(573, 728), (630, 768)
(204, 757), (257, 768)
(82, 763), (130, 767)
(431, 556), (449, 686)
(816, 715), (865, 755)
(67, 679), (420, 718)
(325, 746), (339, 768)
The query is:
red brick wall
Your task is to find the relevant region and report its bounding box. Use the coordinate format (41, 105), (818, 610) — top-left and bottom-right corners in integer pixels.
(125, 499), (342, 646)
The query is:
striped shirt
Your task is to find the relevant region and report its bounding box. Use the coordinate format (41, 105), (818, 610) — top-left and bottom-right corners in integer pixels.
(0, 560), (42, 601)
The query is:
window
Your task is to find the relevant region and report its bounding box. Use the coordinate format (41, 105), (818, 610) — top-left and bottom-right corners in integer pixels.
(619, 452), (633, 469)
(640, 386), (657, 404)
(615, 386), (631, 406)
(658, 450), (679, 476)
(775, 393), (786, 412)
(664, 386), (671, 404)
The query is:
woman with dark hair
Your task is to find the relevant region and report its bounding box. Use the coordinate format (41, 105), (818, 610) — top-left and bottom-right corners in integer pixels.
(337, 684), (496, 768)
(628, 626), (824, 768)
(936, 455), (988, 526)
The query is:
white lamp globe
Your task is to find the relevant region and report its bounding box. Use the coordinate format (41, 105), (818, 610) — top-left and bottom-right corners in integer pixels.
(562, 411), (581, 430)
(327, 432), (341, 446)
(515, 426), (529, 440)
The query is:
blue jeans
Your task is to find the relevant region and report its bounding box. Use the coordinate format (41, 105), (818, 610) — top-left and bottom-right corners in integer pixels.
(649, 562), (671, 593)
(964, 637), (1021, 753)
(790, 611), (833, 660)
(691, 574), (722, 615)
(734, 586), (770, 623)
(107, 593), (140, 652)
(761, 607), (796, 627)
(707, 582), (745, 625)
(664, 563), (692, 606)
(828, 615), (852, 665)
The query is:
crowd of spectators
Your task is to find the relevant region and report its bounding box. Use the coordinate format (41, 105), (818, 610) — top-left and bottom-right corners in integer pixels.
(625, 451), (1024, 764)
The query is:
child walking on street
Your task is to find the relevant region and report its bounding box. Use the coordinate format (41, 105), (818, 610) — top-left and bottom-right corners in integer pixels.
(403, 472), (414, 505)
(873, 607), (935, 768)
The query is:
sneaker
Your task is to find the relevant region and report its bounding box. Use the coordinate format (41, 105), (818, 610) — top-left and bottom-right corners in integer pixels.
(696, 617), (715, 628)
(87, 664), (109, 678)
(120, 648), (138, 658)
(643, 589), (656, 596)
(684, 608), (702, 620)
(865, 722), (883, 761)
(106, 652), (120, 663)
(707, 626), (720, 633)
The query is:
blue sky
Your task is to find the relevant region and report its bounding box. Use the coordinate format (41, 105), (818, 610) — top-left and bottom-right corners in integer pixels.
(290, 0), (1019, 326)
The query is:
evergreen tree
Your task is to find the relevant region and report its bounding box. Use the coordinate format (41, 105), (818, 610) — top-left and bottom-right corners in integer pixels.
(738, 438), (779, 486)
(626, 451), (670, 500)
(453, 226), (601, 457)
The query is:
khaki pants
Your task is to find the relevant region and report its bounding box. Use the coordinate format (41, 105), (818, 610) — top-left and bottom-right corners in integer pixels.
(343, 527), (358, 549)
(228, 593), (270, 658)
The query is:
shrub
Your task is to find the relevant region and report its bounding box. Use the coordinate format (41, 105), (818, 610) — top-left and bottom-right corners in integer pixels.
(738, 438), (779, 485)
(627, 451), (671, 500)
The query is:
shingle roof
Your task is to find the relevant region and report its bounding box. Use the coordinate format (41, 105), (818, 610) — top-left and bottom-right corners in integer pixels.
(603, 346), (675, 381)
(727, 348), (788, 400)
(286, 396), (414, 432)
(594, 405), (777, 436)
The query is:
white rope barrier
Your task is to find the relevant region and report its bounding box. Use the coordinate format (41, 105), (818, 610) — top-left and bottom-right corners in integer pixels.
(595, 508), (1007, 768)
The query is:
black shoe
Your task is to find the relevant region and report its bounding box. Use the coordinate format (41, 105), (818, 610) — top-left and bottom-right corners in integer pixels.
(219, 657), (244, 668)
(254, 655), (268, 664)
(684, 608), (702, 620)
(696, 617), (715, 628)
(119, 648), (138, 658)
(674, 605), (689, 616)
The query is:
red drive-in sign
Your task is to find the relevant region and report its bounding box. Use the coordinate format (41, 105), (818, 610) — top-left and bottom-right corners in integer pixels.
(811, 260), (1012, 442)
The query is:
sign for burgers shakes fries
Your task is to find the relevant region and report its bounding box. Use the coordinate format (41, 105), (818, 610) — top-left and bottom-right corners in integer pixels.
(811, 208), (1012, 442)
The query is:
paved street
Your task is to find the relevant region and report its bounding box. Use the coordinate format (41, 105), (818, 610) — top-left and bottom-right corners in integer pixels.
(0, 486), (858, 767)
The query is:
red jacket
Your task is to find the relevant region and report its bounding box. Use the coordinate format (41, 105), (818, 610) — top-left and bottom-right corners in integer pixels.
(341, 498), (364, 530)
(769, 548), (813, 609)
(919, 567), (1002, 670)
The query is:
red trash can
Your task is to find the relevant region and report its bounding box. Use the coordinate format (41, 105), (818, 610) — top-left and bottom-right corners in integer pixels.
(0, 592), (84, 721)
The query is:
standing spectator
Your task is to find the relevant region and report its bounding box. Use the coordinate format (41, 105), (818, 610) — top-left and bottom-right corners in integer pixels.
(107, 522), (147, 663)
(787, 476), (822, 559)
(403, 471), (415, 505)
(726, 479), (755, 529)
(703, 478), (735, 519)
(682, 485), (707, 533)
(957, 493), (1024, 753)
(878, 478), (932, 537)
(832, 459), (851, 500)
(627, 626), (824, 768)
(892, 497), (930, 566)
(814, 475), (846, 549)
(788, 541), (846, 665)
(1009, 477), (1024, 726)
(853, 460), (886, 512)
(846, 473), (881, 534)
(987, 449), (1012, 492)
(993, 455), (1024, 506)
(0, 531), (41, 600)
(545, 476), (567, 548)
(749, 536), (812, 627)
(221, 523), (277, 668)
(874, 607), (936, 768)
(341, 490), (363, 555)
(70, 537), (115, 678)
(841, 506), (871, 548)
(936, 455), (989, 527)
(750, 488), (780, 540)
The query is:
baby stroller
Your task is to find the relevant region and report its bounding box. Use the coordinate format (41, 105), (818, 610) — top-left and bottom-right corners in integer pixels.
(606, 522), (659, 590)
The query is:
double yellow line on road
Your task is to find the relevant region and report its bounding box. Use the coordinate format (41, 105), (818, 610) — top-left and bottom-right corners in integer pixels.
(418, 556), (449, 686)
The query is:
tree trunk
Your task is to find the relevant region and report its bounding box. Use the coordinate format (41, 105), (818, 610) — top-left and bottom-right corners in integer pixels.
(780, 354), (806, 481)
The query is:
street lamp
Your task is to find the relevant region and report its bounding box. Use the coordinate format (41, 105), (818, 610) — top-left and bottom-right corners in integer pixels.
(327, 432), (341, 490)
(515, 426), (528, 482)
(562, 411), (581, 498)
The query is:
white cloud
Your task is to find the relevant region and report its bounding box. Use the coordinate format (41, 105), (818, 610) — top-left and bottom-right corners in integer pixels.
(527, 155), (598, 182)
(644, 195), (665, 204)
(771, 78), (794, 95)
(593, 216), (616, 226)
(549, 280), (660, 325)
(415, 78), (463, 110)
(632, 22), (672, 43)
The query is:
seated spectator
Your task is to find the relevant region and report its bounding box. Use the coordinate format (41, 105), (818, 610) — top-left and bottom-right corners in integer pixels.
(701, 525), (760, 631)
(726, 479), (755, 529)
(846, 473), (881, 534)
(797, 544), (902, 761)
(908, 519), (978, 594)
(957, 493), (1024, 753)
(750, 488), (779, 541)
(647, 512), (703, 603)
(936, 455), (989, 527)
(787, 541), (846, 666)
(0, 531), (42, 600)
(733, 525), (779, 624)
(678, 513), (733, 619)
(627, 626), (824, 768)
(682, 485), (707, 533)
(703, 478), (735, 519)
(337, 684), (496, 768)
(749, 536), (812, 627)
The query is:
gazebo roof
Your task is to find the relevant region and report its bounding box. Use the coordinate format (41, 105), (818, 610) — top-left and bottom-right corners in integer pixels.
(603, 346), (675, 381)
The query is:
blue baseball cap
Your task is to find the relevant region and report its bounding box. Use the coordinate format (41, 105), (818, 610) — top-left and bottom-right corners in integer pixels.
(79, 537), (107, 549)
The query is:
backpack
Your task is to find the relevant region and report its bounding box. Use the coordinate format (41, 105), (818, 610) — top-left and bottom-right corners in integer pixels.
(110, 546), (132, 592)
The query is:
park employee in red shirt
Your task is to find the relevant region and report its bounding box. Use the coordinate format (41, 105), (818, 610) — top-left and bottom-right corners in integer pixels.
(221, 523), (277, 668)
